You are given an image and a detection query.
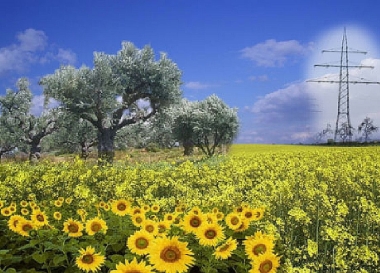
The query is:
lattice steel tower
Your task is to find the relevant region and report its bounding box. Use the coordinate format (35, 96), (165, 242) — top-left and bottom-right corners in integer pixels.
(308, 28), (380, 142)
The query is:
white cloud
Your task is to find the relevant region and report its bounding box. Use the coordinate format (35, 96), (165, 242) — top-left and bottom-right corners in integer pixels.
(56, 48), (77, 65)
(241, 39), (313, 67)
(249, 75), (268, 82)
(238, 58), (380, 144)
(0, 28), (76, 76)
(184, 81), (215, 90)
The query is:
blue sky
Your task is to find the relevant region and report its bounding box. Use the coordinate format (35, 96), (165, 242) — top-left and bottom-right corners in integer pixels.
(1, 1), (380, 143)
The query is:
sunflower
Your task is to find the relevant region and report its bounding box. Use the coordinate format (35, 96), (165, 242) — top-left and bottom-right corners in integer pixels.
(164, 212), (176, 223)
(149, 236), (194, 273)
(85, 217), (108, 236)
(98, 201), (106, 208)
(20, 200), (28, 207)
(141, 204), (151, 213)
(195, 223), (225, 246)
(127, 230), (155, 255)
(213, 237), (238, 260)
(151, 204), (160, 213)
(111, 257), (154, 273)
(58, 196), (64, 202)
(215, 211), (224, 221)
(54, 200), (63, 207)
(225, 212), (242, 231)
(249, 252), (280, 273)
(65, 197), (73, 204)
(1, 207), (12, 217)
(131, 213), (146, 227)
(131, 206), (143, 215)
(75, 246), (105, 273)
(111, 199), (131, 216)
(31, 209), (49, 227)
(182, 212), (207, 234)
(244, 231), (275, 260)
(251, 208), (265, 221)
(8, 215), (25, 233)
(63, 218), (84, 237)
(0, 200), (4, 208)
(157, 220), (169, 235)
(103, 203), (110, 211)
(15, 218), (35, 237)
(234, 218), (251, 233)
(242, 207), (255, 222)
(142, 219), (159, 236)
(189, 206), (202, 215)
(77, 209), (88, 222)
(53, 211), (62, 221)
(21, 208), (29, 216)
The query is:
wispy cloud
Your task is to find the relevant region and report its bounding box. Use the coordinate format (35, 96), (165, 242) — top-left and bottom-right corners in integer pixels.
(184, 81), (216, 90)
(241, 39), (313, 67)
(0, 28), (76, 77)
(248, 75), (269, 82)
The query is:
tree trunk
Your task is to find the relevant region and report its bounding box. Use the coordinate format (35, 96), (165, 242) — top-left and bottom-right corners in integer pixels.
(97, 128), (116, 165)
(29, 141), (41, 164)
(183, 139), (194, 156)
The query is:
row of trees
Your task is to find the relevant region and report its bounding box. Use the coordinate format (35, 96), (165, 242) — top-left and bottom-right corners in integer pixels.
(0, 42), (239, 163)
(316, 117), (379, 143)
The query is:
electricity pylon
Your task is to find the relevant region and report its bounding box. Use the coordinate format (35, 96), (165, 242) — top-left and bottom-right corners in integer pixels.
(308, 28), (380, 142)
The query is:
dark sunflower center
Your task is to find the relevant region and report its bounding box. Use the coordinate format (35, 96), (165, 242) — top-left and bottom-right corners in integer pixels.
(167, 215), (173, 220)
(23, 224), (33, 232)
(205, 229), (217, 239)
(135, 217), (143, 223)
(160, 246), (181, 263)
(255, 212), (261, 218)
(13, 220), (19, 227)
(259, 260), (273, 273)
(117, 203), (127, 211)
(253, 243), (267, 255)
(219, 243), (230, 252)
(36, 215), (44, 222)
(245, 212), (253, 218)
(145, 225), (154, 232)
(68, 223), (79, 233)
(190, 217), (201, 227)
(230, 216), (239, 225)
(82, 254), (94, 264)
(136, 237), (149, 249)
(91, 223), (101, 232)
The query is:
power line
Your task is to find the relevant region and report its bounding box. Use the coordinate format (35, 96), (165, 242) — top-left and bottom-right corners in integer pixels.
(307, 27), (380, 142)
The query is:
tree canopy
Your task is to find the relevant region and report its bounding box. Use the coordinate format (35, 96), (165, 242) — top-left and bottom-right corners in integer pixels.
(40, 42), (182, 163)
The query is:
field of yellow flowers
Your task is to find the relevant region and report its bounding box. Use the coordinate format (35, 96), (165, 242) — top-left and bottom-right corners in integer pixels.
(0, 144), (379, 273)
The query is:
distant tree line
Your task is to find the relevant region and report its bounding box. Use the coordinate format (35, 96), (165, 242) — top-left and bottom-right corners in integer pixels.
(0, 42), (239, 164)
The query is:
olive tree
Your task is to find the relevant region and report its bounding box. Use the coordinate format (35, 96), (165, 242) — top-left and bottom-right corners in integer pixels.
(358, 117), (378, 143)
(172, 95), (239, 156)
(0, 78), (60, 162)
(40, 42), (182, 164)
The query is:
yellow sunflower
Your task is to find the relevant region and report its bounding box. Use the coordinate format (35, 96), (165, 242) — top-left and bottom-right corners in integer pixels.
(163, 212), (177, 223)
(242, 207), (255, 222)
(182, 212), (207, 234)
(234, 218), (251, 233)
(21, 208), (29, 216)
(20, 200), (28, 207)
(244, 231), (275, 260)
(58, 196), (64, 202)
(1, 207), (13, 217)
(75, 246), (105, 273)
(225, 212), (242, 231)
(15, 218), (34, 237)
(31, 209), (49, 227)
(142, 219), (159, 236)
(251, 208), (265, 221)
(141, 204), (151, 213)
(215, 211), (224, 221)
(63, 218), (84, 237)
(0, 200), (4, 208)
(149, 236), (194, 273)
(111, 199), (131, 216)
(131, 213), (146, 227)
(151, 204), (160, 213)
(53, 211), (62, 221)
(85, 217), (108, 236)
(157, 220), (169, 235)
(249, 252), (280, 273)
(189, 206), (202, 215)
(54, 199), (63, 207)
(213, 237), (238, 260)
(8, 215), (25, 233)
(65, 197), (73, 204)
(111, 257), (154, 273)
(131, 206), (143, 215)
(196, 223), (225, 246)
(127, 229), (155, 255)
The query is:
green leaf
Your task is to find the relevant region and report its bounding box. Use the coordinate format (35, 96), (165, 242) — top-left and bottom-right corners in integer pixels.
(5, 268), (17, 273)
(53, 254), (67, 266)
(109, 254), (125, 264)
(32, 252), (48, 264)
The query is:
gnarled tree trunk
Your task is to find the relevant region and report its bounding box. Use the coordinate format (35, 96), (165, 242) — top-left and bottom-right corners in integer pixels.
(97, 128), (116, 165)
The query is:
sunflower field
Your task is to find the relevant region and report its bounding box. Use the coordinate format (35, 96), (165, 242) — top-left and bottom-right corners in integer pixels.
(0, 144), (379, 273)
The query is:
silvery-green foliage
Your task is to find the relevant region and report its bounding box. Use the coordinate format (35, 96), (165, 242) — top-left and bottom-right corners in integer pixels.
(40, 42), (182, 162)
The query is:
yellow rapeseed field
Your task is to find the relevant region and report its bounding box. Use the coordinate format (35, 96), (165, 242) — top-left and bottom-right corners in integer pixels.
(0, 144), (379, 272)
